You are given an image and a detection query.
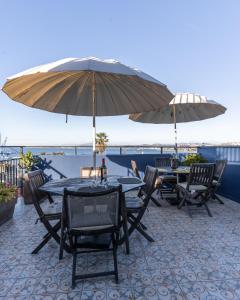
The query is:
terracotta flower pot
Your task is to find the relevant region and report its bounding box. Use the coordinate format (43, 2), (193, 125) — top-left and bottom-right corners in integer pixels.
(0, 197), (17, 226)
(23, 173), (33, 205)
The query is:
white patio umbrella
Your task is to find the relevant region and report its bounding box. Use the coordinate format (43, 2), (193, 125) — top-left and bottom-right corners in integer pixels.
(2, 57), (173, 167)
(129, 93), (226, 155)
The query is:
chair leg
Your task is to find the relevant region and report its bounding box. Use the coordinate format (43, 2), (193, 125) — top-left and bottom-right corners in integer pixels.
(150, 196), (161, 207)
(32, 221), (61, 254)
(43, 218), (71, 253)
(112, 233), (119, 284)
(59, 232), (65, 260)
(178, 193), (186, 209)
(203, 202), (213, 217)
(121, 194), (130, 255)
(72, 238), (77, 289)
(128, 217), (154, 242)
(129, 214), (147, 230)
(59, 215), (65, 260)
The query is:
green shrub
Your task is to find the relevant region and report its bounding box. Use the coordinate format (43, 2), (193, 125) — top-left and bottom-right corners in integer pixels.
(183, 154), (208, 166)
(19, 151), (39, 172)
(0, 183), (17, 203)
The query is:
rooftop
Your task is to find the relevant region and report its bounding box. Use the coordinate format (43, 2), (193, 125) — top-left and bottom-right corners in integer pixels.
(1, 195), (240, 299)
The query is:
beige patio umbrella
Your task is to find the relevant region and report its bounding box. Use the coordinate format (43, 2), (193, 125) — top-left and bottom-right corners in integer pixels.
(2, 57), (173, 168)
(129, 93), (226, 155)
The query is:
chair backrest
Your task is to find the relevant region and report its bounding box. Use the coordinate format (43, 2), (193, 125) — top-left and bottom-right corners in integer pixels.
(131, 160), (141, 179)
(142, 165), (159, 196)
(63, 185), (122, 232)
(28, 170), (46, 203)
(80, 167), (101, 178)
(155, 157), (171, 168)
(188, 163), (215, 188)
(214, 159), (227, 182)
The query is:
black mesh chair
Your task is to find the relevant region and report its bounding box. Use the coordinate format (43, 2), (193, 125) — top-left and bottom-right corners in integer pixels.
(28, 170), (67, 254)
(177, 163), (215, 217)
(124, 166), (158, 242)
(209, 159), (227, 204)
(60, 186), (122, 288)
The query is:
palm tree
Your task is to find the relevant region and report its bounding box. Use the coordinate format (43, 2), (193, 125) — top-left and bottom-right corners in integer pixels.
(95, 132), (109, 154)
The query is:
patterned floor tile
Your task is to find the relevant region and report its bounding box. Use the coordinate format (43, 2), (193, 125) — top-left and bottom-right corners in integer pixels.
(1, 196), (240, 299)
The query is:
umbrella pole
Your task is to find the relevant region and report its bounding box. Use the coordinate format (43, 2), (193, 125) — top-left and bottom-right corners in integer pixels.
(173, 104), (178, 157)
(92, 73), (97, 174)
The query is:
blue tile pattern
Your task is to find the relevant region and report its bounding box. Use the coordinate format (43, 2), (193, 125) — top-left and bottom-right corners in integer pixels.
(1, 195), (240, 299)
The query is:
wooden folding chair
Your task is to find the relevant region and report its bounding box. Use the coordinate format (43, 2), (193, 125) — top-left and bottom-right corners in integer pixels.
(28, 170), (69, 254)
(177, 163), (215, 217)
(209, 159), (227, 204)
(123, 166), (158, 242)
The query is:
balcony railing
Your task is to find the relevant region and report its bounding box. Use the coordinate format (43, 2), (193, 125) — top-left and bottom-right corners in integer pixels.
(0, 158), (20, 185)
(0, 145), (198, 157)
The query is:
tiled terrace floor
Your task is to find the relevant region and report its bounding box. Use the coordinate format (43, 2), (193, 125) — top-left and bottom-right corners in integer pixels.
(1, 195), (240, 299)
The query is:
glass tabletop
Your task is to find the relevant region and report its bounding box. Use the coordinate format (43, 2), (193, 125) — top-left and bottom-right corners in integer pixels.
(39, 176), (144, 195)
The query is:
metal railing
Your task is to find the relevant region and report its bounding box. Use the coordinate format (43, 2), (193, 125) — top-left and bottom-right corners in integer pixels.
(0, 145), (198, 157)
(0, 158), (20, 186)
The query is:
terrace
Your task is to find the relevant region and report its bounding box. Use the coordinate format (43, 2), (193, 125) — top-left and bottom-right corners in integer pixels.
(0, 145), (240, 299)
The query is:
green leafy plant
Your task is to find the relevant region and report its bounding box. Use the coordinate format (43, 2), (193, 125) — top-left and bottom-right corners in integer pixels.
(183, 154), (208, 166)
(0, 183), (17, 203)
(95, 132), (109, 154)
(19, 151), (39, 172)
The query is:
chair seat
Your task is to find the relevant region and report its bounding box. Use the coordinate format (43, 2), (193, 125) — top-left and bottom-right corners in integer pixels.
(177, 182), (207, 192)
(70, 211), (114, 232)
(43, 201), (62, 215)
(159, 175), (177, 181)
(125, 196), (144, 209)
(76, 233), (112, 249)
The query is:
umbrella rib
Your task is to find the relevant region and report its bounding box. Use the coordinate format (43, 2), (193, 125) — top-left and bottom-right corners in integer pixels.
(103, 73), (139, 113)
(125, 76), (163, 111)
(130, 75), (172, 108)
(33, 72), (85, 110)
(50, 72), (87, 113)
(73, 72), (92, 115)
(97, 73), (120, 115)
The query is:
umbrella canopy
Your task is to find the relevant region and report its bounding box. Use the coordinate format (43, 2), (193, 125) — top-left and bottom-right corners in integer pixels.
(2, 57), (173, 168)
(129, 93), (227, 155)
(2, 57), (173, 116)
(129, 93), (226, 124)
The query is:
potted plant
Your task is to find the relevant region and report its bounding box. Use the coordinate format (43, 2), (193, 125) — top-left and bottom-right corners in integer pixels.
(19, 151), (39, 205)
(0, 183), (17, 226)
(183, 153), (208, 166)
(95, 132), (109, 154)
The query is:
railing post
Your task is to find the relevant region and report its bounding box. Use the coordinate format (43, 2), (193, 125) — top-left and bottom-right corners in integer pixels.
(74, 146), (77, 156)
(160, 147), (163, 154)
(120, 147), (122, 155)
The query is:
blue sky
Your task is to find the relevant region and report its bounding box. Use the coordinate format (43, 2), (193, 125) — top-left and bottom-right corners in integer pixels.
(0, 0), (239, 146)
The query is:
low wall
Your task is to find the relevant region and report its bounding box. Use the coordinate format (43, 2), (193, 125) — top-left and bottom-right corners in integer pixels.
(39, 149), (240, 203)
(198, 147), (240, 202)
(39, 154), (171, 180)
